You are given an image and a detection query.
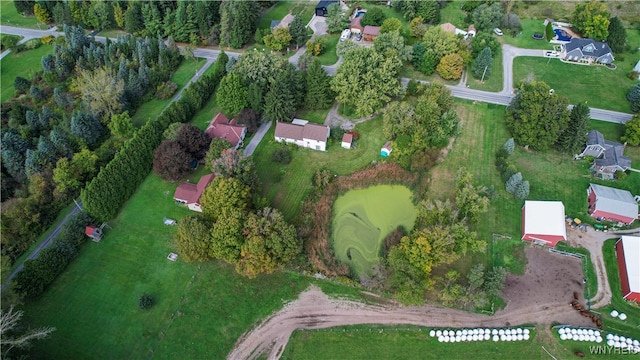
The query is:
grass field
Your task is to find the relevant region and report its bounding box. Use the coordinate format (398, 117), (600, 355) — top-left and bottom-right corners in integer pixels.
(513, 56), (637, 112)
(131, 58), (207, 127)
(257, 1), (315, 32)
(600, 238), (640, 340)
(440, 0), (467, 28)
(0, 1), (41, 29)
(282, 325), (591, 360)
(315, 34), (339, 66)
(254, 114), (385, 220)
(0, 44), (53, 103)
(501, 19), (557, 50)
(467, 48), (504, 92)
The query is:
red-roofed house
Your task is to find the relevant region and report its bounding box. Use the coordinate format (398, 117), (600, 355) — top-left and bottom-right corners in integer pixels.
(615, 236), (640, 302)
(173, 174), (216, 212)
(205, 113), (247, 149)
(342, 133), (353, 149)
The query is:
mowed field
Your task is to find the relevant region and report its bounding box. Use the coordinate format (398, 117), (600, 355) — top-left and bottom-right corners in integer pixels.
(0, 44), (53, 103)
(282, 326), (616, 360)
(254, 114), (386, 220)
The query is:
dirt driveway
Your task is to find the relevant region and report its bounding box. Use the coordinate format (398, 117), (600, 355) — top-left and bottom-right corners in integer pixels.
(228, 246), (599, 360)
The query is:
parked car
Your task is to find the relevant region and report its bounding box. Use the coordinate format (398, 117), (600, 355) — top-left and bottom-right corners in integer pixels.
(340, 29), (352, 42)
(355, 33), (362, 41)
(544, 50), (559, 57)
(493, 28), (503, 36)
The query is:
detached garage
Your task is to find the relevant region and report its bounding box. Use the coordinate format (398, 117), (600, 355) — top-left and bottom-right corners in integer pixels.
(521, 200), (567, 247)
(615, 236), (640, 302)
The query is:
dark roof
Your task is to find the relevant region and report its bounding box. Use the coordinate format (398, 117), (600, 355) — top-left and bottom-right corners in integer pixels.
(274, 122), (329, 142)
(342, 133), (353, 143)
(316, 0), (338, 9)
(564, 38), (612, 58)
(586, 130), (605, 147)
(363, 25), (380, 36)
(594, 140), (631, 169)
(270, 20), (280, 30)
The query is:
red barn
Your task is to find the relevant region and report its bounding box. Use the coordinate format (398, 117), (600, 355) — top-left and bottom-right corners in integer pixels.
(521, 201), (567, 247)
(587, 183), (638, 225)
(615, 236), (640, 302)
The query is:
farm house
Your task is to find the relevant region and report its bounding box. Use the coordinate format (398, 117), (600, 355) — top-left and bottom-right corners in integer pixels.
(615, 236), (640, 302)
(521, 200), (567, 247)
(587, 184), (638, 225)
(173, 174), (216, 212)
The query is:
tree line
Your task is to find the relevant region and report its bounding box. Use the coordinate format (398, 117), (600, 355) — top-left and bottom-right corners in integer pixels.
(81, 54), (227, 222)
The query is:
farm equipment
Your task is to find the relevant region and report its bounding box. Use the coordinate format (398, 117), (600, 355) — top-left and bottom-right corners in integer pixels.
(593, 223), (608, 232)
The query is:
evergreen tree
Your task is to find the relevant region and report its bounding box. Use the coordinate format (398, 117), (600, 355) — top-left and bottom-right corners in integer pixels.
(505, 172), (522, 194)
(556, 103), (590, 153)
(247, 82), (263, 112)
(124, 2), (143, 35)
(216, 73), (248, 115)
(13, 0), (35, 15)
(627, 83), (640, 113)
(219, 0), (258, 49)
(304, 59), (334, 110)
(71, 112), (104, 146)
(289, 15), (307, 49)
(514, 180), (530, 201)
(472, 47), (492, 80)
(606, 17), (626, 53)
(263, 72), (296, 122)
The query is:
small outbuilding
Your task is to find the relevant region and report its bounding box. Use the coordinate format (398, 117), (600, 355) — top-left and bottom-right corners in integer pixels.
(380, 141), (392, 156)
(587, 183), (638, 225)
(85, 225), (103, 242)
(521, 200), (567, 247)
(615, 236), (640, 302)
(341, 133), (353, 149)
(467, 24), (476, 37)
(173, 174), (216, 212)
(363, 25), (380, 41)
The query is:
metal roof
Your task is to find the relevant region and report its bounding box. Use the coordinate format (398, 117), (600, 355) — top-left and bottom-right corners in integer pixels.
(620, 236), (640, 295)
(590, 184), (638, 220)
(523, 201), (567, 238)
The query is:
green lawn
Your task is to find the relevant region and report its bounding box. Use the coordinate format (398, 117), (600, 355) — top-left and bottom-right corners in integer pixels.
(282, 326), (586, 360)
(257, 1), (315, 32)
(513, 57), (636, 112)
(98, 29), (128, 39)
(600, 238), (640, 340)
(0, 44), (53, 103)
(295, 107), (331, 125)
(440, 0), (467, 28)
(0, 1), (41, 29)
(400, 62), (460, 85)
(467, 48), (504, 92)
(315, 34), (340, 66)
(501, 19), (557, 50)
(131, 58), (207, 127)
(254, 115), (385, 220)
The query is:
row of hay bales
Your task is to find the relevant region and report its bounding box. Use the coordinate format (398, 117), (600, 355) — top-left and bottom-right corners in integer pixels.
(430, 328), (531, 343)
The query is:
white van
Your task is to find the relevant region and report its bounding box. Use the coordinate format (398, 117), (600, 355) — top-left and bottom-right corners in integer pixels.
(339, 29), (352, 42)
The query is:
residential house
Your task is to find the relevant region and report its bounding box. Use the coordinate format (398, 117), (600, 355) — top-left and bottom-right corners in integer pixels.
(315, 0), (338, 16)
(274, 119), (330, 151)
(579, 130), (631, 179)
(467, 24), (476, 37)
(342, 133), (353, 149)
(363, 25), (380, 41)
(587, 183), (638, 225)
(440, 22), (468, 37)
(205, 113), (247, 150)
(350, 17), (363, 34)
(560, 38), (614, 64)
(173, 174), (216, 212)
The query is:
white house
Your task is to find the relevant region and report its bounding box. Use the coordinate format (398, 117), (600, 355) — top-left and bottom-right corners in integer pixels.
(274, 120), (330, 151)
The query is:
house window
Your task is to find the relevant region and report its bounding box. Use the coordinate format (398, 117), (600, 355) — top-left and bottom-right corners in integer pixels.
(316, 145), (320, 150)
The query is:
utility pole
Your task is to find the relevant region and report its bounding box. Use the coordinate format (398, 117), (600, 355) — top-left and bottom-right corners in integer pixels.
(480, 65), (488, 83)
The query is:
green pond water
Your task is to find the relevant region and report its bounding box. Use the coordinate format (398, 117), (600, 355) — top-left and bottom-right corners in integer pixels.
(332, 185), (417, 276)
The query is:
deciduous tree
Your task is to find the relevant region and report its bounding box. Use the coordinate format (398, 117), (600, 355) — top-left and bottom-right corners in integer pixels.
(331, 47), (403, 117)
(237, 108), (261, 133)
(210, 208), (246, 263)
(73, 67), (125, 123)
(177, 124), (211, 160)
(361, 7), (386, 27)
(436, 53), (464, 80)
(409, 17), (426, 38)
(622, 114), (640, 146)
(472, 3), (503, 31)
(325, 3), (349, 33)
(152, 141), (192, 181)
(263, 26), (292, 52)
(205, 138), (232, 170)
(0, 306), (55, 357)
(175, 214), (212, 262)
(200, 176), (250, 222)
(380, 18), (402, 34)
(421, 26), (459, 61)
(373, 30), (413, 61)
(572, 0), (610, 40)
(505, 81), (570, 150)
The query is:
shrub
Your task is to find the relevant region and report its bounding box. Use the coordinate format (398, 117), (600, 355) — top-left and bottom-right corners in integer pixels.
(503, 138), (515, 155)
(505, 172), (522, 194)
(23, 38), (42, 50)
(14, 76), (30, 92)
(0, 34), (20, 50)
(41, 35), (55, 44)
(272, 149), (291, 164)
(614, 170), (627, 180)
(138, 294), (153, 310)
(514, 180), (530, 200)
(155, 81), (178, 100)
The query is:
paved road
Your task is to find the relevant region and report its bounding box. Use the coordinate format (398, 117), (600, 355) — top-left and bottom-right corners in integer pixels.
(4, 201), (83, 286)
(7, 25), (630, 123)
(243, 121), (272, 156)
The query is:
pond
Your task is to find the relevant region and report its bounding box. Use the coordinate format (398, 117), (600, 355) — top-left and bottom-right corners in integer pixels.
(331, 185), (417, 277)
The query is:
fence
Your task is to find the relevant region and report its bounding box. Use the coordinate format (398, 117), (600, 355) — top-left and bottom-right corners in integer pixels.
(548, 248), (593, 310)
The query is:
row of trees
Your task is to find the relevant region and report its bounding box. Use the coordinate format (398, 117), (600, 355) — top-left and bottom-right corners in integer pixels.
(82, 54), (227, 222)
(495, 138), (530, 201)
